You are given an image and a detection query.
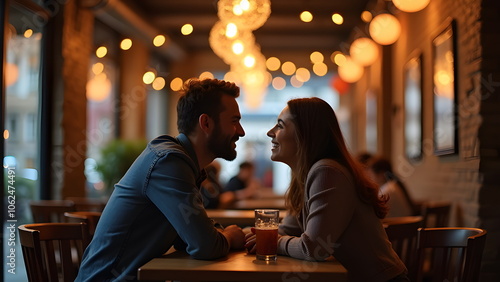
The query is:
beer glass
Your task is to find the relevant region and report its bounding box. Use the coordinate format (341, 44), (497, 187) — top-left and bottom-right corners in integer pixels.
(255, 209), (279, 261)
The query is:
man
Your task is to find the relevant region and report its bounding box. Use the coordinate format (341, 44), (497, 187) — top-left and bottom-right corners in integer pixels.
(76, 79), (246, 281)
(224, 161), (259, 200)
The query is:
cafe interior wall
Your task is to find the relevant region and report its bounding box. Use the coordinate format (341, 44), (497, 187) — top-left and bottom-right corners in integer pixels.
(352, 0), (500, 279)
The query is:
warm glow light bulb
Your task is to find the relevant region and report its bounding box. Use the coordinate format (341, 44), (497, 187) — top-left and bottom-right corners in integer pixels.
(350, 37), (379, 66)
(170, 77), (183, 91)
(233, 5), (243, 15)
(240, 0), (250, 11)
(226, 23), (238, 38)
(96, 46), (107, 58)
(232, 40), (244, 54)
(24, 29), (33, 38)
(361, 11), (372, 23)
(152, 77), (166, 90)
(310, 51), (324, 63)
(181, 24), (194, 35)
(153, 35), (166, 47)
(243, 55), (256, 68)
(224, 72), (239, 83)
(300, 11), (313, 23)
(92, 63), (104, 75)
(295, 68), (311, 82)
(338, 56), (364, 83)
(332, 13), (344, 25)
(290, 75), (303, 88)
(143, 71), (156, 84)
(266, 57), (281, 71)
(369, 14), (401, 45)
(120, 38), (133, 50)
(199, 71), (214, 80)
(313, 62), (328, 76)
(4, 130), (9, 140)
(282, 61), (296, 76)
(272, 77), (286, 90)
(393, 0), (430, 13)
(333, 53), (347, 66)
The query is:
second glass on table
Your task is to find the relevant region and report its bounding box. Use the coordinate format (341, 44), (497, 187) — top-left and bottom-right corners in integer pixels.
(254, 209), (279, 261)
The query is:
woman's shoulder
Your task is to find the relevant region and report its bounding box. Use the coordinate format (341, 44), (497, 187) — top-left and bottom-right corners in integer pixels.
(308, 159), (353, 180)
(310, 158), (347, 172)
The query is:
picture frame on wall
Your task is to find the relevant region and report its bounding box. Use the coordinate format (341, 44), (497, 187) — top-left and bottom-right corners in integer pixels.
(403, 51), (423, 162)
(432, 19), (458, 156)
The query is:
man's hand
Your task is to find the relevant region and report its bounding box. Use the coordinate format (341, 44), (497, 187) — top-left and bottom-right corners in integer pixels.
(244, 227), (256, 254)
(221, 225), (245, 249)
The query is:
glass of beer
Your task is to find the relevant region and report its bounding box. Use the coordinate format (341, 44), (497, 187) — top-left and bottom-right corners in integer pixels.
(255, 209), (279, 261)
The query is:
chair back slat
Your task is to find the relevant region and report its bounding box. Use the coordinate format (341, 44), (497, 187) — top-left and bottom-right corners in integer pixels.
(64, 211), (102, 237)
(382, 216), (423, 281)
(421, 201), (451, 227)
(30, 200), (76, 223)
(18, 223), (90, 282)
(415, 227), (487, 282)
(65, 197), (106, 212)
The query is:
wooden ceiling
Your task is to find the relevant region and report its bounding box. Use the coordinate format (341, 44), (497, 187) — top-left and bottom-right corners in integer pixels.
(120, 0), (373, 58)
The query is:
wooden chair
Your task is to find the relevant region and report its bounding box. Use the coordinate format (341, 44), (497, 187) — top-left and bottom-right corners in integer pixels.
(65, 197), (106, 212)
(382, 216), (423, 280)
(18, 223), (90, 282)
(421, 201), (451, 227)
(30, 200), (76, 223)
(64, 211), (102, 237)
(415, 227), (487, 282)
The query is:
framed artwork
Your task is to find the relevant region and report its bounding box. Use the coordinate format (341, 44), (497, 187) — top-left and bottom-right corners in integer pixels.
(433, 19), (458, 156)
(404, 52), (423, 161)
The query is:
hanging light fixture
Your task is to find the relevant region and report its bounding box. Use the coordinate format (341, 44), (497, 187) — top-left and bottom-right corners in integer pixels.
(369, 13), (401, 45)
(350, 37), (379, 66)
(393, 0), (430, 13)
(217, 0), (271, 30)
(337, 56), (364, 83)
(209, 21), (256, 65)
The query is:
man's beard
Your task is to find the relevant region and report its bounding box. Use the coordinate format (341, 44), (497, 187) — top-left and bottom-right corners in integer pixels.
(208, 124), (237, 161)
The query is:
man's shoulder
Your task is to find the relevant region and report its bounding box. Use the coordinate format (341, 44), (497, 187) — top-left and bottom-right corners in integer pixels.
(148, 135), (186, 156)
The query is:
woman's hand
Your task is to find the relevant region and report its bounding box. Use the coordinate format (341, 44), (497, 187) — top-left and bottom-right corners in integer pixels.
(244, 227), (257, 254)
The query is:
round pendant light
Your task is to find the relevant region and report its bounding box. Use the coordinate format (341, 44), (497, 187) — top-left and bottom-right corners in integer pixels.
(369, 14), (401, 45)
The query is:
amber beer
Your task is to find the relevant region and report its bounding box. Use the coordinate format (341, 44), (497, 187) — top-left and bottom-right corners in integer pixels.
(255, 209), (279, 261)
(256, 227), (278, 259)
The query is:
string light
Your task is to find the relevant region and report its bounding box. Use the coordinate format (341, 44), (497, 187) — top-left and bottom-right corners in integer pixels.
(332, 13), (344, 25)
(369, 14), (401, 45)
(300, 11), (313, 22)
(120, 38), (132, 50)
(181, 24), (194, 35)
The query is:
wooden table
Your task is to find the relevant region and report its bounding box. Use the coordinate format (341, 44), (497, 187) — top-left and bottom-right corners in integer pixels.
(206, 209), (287, 227)
(231, 198), (286, 210)
(137, 250), (347, 281)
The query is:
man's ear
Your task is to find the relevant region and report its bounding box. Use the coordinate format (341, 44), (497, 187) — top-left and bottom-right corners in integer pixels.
(199, 113), (213, 135)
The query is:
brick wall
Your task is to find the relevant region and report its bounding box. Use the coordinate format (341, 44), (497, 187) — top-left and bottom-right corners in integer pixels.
(364, 0), (500, 279)
(478, 0), (500, 280)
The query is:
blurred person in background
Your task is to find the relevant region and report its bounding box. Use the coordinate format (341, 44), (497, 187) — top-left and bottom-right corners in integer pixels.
(367, 156), (419, 217)
(223, 161), (260, 201)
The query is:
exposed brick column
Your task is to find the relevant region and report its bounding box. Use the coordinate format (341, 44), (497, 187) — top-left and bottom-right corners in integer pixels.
(478, 1), (500, 280)
(61, 0), (94, 198)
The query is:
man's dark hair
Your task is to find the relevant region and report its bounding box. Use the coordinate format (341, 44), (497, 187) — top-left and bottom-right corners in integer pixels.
(177, 78), (239, 135)
(239, 161), (254, 170)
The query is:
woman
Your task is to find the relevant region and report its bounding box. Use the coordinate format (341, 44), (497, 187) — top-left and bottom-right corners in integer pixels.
(367, 156), (419, 217)
(245, 97), (408, 282)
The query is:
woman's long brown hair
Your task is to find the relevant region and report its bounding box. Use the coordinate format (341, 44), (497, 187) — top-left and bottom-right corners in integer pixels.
(285, 97), (388, 218)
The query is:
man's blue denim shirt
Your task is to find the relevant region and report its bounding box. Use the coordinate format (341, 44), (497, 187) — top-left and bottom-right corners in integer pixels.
(76, 134), (230, 281)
